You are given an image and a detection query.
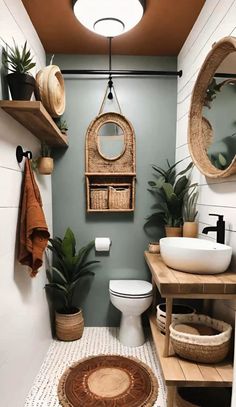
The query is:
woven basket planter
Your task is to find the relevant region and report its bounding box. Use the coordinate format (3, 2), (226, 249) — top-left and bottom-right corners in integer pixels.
(55, 309), (84, 341)
(108, 186), (130, 209)
(170, 314), (232, 363)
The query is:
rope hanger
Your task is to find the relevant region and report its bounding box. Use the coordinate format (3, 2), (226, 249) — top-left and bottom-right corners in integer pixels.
(98, 37), (122, 115)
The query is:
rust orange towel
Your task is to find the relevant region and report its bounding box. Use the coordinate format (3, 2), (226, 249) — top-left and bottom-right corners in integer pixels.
(18, 158), (50, 277)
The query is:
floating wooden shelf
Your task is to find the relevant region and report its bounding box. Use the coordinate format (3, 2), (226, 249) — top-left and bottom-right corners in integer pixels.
(0, 100), (68, 147)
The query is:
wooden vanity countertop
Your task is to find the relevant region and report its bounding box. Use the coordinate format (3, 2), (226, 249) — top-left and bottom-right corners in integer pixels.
(145, 252), (236, 298)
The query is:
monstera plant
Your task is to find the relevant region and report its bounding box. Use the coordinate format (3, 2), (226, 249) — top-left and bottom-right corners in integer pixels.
(45, 227), (99, 341)
(146, 159), (196, 236)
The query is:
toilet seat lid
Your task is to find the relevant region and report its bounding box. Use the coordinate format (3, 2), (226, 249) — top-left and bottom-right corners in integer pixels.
(109, 280), (152, 296)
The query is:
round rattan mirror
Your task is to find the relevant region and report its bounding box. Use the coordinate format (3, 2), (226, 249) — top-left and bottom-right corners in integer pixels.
(188, 36), (236, 178)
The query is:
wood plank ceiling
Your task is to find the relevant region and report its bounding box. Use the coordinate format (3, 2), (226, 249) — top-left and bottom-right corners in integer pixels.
(22, 0), (205, 56)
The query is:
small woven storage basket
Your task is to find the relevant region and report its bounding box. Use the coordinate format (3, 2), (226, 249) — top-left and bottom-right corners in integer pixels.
(90, 189), (108, 209)
(108, 186), (130, 209)
(170, 314), (232, 363)
(156, 303), (195, 334)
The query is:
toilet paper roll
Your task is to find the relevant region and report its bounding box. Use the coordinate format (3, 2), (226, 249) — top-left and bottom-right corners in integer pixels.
(95, 237), (111, 252)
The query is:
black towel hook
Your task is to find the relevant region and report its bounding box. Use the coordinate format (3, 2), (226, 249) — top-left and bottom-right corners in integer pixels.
(16, 145), (32, 163)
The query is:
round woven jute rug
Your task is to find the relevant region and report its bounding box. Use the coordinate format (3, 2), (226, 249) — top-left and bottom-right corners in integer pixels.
(58, 354), (158, 407)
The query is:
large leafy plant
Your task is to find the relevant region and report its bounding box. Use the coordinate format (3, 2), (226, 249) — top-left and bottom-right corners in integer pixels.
(146, 159), (196, 227)
(45, 228), (99, 314)
(2, 39), (36, 74)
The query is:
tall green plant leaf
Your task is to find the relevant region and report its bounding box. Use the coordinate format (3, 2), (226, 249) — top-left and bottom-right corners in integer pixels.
(61, 227), (76, 259)
(174, 176), (188, 196)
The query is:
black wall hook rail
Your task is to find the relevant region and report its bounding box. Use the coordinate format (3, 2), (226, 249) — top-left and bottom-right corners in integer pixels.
(16, 145), (32, 163)
(61, 69), (183, 77)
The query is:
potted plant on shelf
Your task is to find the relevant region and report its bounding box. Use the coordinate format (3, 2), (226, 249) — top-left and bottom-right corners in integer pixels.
(183, 186), (199, 238)
(45, 227), (99, 341)
(54, 117), (68, 134)
(146, 159), (196, 237)
(37, 142), (54, 175)
(2, 39), (36, 100)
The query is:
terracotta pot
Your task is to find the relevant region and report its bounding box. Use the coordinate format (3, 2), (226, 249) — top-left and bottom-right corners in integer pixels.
(55, 309), (84, 341)
(7, 73), (35, 100)
(37, 157), (54, 175)
(183, 222), (198, 238)
(165, 226), (182, 237)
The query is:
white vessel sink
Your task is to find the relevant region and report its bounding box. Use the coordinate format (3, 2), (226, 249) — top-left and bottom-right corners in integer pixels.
(160, 237), (232, 274)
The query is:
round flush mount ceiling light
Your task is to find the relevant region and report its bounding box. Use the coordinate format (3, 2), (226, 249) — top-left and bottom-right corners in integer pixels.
(73, 0), (145, 37)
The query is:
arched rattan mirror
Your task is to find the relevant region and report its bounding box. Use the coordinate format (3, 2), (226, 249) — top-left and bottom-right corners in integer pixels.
(188, 36), (236, 178)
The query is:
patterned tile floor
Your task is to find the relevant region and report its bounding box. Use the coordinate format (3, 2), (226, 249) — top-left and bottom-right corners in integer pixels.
(24, 327), (166, 406)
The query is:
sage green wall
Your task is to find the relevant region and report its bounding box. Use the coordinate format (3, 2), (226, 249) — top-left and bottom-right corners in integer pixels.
(51, 54), (177, 326)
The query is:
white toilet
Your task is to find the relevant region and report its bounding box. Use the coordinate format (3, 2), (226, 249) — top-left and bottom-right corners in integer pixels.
(109, 279), (153, 347)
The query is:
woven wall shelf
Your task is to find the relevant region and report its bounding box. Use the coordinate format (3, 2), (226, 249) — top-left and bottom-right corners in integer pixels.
(85, 112), (136, 212)
(188, 36), (236, 178)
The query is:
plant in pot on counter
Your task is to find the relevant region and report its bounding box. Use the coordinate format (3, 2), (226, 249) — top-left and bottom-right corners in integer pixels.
(182, 186), (199, 238)
(146, 159), (196, 237)
(37, 142), (54, 175)
(1, 39), (36, 100)
(45, 227), (99, 341)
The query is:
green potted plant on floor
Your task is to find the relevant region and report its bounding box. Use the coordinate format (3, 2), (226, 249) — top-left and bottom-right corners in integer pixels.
(2, 39), (36, 100)
(45, 227), (99, 341)
(146, 159), (196, 237)
(183, 186), (199, 238)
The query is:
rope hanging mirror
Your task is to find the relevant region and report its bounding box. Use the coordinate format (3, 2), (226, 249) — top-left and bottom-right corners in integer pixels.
(85, 38), (136, 212)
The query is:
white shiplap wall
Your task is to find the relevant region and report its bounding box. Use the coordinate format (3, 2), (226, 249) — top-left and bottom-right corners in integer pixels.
(0, 1), (52, 406)
(176, 0), (236, 324)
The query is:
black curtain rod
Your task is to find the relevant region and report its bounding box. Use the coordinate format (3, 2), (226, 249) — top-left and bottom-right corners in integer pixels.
(214, 73), (236, 78)
(61, 69), (183, 77)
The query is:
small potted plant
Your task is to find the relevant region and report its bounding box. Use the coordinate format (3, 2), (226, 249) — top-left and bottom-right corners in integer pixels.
(2, 39), (36, 100)
(183, 186), (199, 238)
(54, 117), (68, 134)
(146, 159), (196, 237)
(45, 228), (99, 341)
(37, 142), (54, 175)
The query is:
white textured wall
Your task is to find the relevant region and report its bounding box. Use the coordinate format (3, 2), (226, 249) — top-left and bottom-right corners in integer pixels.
(0, 1), (52, 406)
(176, 0), (236, 324)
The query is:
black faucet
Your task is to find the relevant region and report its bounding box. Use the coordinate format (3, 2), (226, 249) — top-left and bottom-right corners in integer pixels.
(202, 214), (225, 244)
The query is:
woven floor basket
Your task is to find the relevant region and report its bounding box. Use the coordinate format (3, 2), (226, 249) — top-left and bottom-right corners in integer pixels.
(55, 309), (84, 341)
(170, 314), (232, 363)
